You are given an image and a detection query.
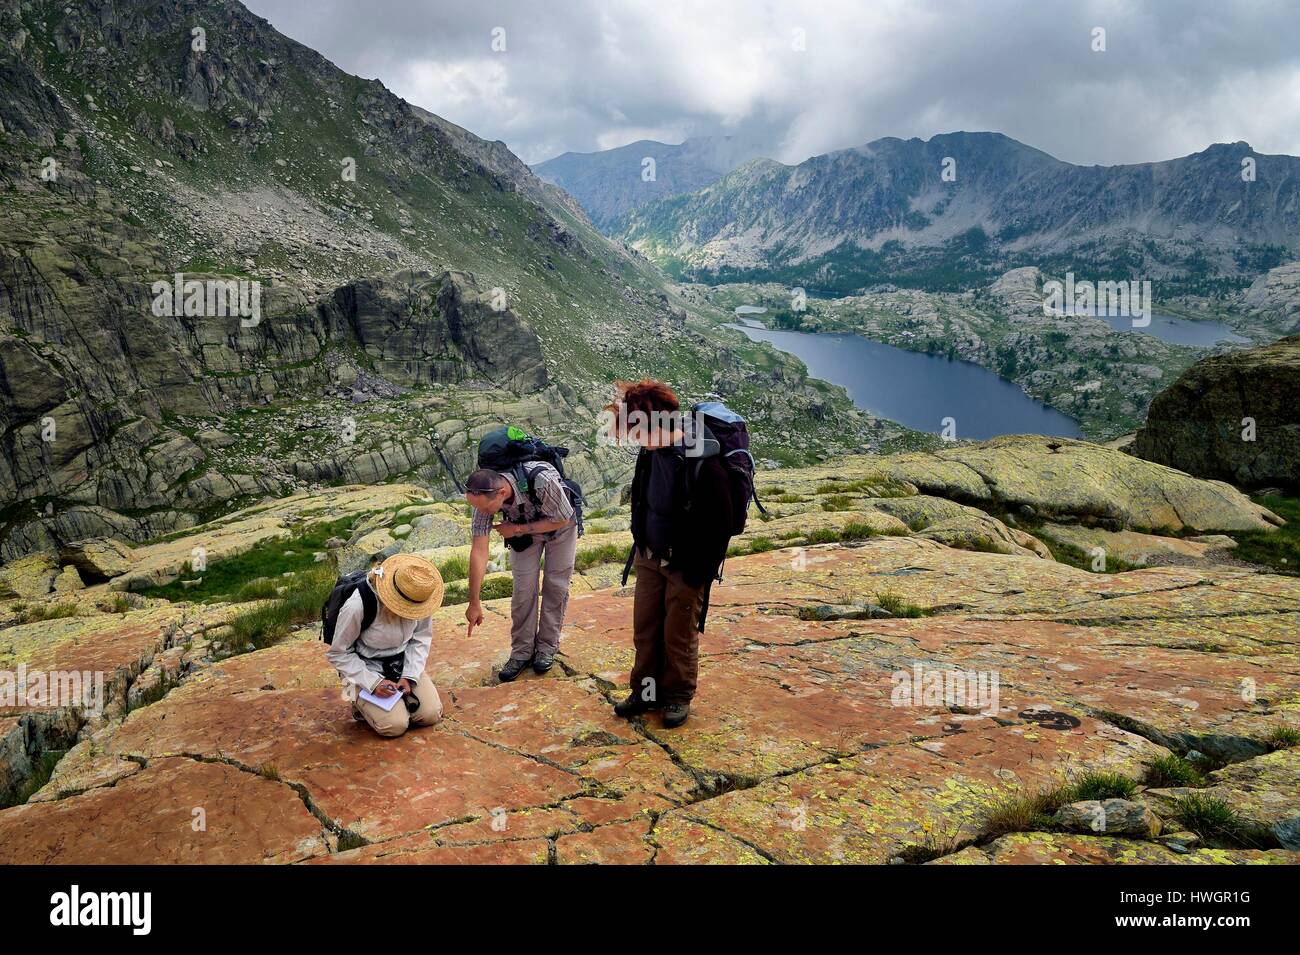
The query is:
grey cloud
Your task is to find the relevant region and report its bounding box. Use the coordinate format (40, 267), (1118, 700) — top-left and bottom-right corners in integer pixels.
(244, 0), (1300, 166)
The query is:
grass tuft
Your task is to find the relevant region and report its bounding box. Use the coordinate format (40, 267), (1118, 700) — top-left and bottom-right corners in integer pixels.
(1070, 770), (1138, 801)
(437, 554), (470, 582)
(980, 784), (1075, 840)
(1144, 754), (1204, 788)
(220, 563), (336, 655)
(574, 543), (630, 572)
(1231, 495), (1300, 576)
(1169, 792), (1271, 848)
(1265, 725), (1300, 750)
(875, 590), (930, 618)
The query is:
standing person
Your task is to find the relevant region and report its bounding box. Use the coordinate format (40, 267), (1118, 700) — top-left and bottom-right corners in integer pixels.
(607, 380), (735, 728)
(464, 455), (578, 682)
(324, 554), (445, 738)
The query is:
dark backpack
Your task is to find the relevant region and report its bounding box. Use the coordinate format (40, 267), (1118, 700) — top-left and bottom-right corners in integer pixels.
(688, 401), (765, 534)
(476, 425), (585, 536)
(320, 569), (378, 644)
(620, 402), (766, 634)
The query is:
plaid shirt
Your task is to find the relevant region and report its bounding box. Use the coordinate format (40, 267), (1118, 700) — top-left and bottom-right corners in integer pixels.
(470, 463), (574, 538)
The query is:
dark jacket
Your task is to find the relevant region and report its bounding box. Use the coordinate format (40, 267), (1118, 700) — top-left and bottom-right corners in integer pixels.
(628, 444), (734, 589)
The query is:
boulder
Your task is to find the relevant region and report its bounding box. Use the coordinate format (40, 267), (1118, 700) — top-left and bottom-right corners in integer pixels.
(1130, 334), (1300, 493)
(916, 512), (1052, 559)
(1037, 524), (1235, 568)
(59, 538), (136, 580)
(0, 552), (58, 598)
(1054, 799), (1161, 838)
(52, 565), (85, 593)
(870, 435), (1281, 533)
(400, 513), (465, 551)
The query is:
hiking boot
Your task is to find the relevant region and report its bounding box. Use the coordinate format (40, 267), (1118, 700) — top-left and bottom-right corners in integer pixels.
(662, 702), (690, 728)
(532, 653), (555, 675)
(498, 657), (532, 683)
(613, 693), (658, 718)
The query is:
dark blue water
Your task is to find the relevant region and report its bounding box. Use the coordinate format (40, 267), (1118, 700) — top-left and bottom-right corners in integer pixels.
(1090, 310), (1247, 347)
(728, 324), (1083, 440)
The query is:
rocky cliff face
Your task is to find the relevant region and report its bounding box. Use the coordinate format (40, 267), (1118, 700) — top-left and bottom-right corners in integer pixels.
(1242, 261), (1300, 336)
(1130, 335), (1300, 492)
(618, 132), (1300, 284)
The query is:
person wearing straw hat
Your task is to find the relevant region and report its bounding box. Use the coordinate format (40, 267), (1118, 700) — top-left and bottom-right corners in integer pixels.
(326, 553), (446, 738)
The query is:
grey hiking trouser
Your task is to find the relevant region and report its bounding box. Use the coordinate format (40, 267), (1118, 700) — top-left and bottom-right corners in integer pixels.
(508, 523), (577, 662)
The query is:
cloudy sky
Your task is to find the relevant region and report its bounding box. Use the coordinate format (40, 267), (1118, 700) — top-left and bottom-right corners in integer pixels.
(245, 0), (1300, 167)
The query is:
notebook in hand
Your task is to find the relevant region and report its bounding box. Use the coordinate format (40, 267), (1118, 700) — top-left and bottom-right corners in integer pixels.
(359, 686), (403, 711)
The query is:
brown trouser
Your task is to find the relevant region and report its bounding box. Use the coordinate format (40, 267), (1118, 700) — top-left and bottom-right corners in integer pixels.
(630, 552), (705, 706)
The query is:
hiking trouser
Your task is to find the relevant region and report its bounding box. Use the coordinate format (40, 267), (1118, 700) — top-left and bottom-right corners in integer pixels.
(508, 523), (577, 662)
(355, 673), (443, 738)
(629, 552), (705, 705)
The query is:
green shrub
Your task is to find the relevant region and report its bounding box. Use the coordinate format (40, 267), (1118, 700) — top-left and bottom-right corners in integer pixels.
(875, 591), (929, 618)
(1070, 771), (1137, 801)
(14, 601), (81, 623)
(141, 516), (356, 603)
(1230, 495), (1300, 576)
(980, 785), (1075, 839)
(235, 578), (282, 602)
(481, 576), (513, 601)
(840, 521), (879, 541)
(222, 564), (335, 654)
(575, 543), (630, 571)
(1170, 793), (1268, 847)
(437, 554), (470, 582)
(1265, 726), (1300, 750)
(821, 495), (854, 512)
(1144, 754), (1203, 788)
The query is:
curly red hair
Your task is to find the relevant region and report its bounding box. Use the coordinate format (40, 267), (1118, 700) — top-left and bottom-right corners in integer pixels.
(607, 379), (680, 417)
(604, 379), (680, 441)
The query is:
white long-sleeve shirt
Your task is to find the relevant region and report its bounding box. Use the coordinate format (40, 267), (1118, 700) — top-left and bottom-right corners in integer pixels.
(325, 580), (433, 695)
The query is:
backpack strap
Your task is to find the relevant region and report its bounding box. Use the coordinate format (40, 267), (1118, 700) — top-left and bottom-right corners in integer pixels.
(358, 577), (379, 633)
(697, 577), (714, 634)
(620, 544), (636, 587)
(515, 460), (546, 506)
(724, 448), (767, 514)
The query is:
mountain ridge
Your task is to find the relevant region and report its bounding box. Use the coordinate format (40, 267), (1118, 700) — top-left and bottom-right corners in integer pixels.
(576, 131), (1300, 290)
(533, 133), (768, 231)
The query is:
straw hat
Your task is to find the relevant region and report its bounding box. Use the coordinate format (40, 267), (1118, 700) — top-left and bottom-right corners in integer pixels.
(368, 554), (444, 619)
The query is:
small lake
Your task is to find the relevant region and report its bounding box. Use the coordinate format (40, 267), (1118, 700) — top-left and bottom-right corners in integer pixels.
(728, 322), (1084, 440)
(1085, 310), (1247, 347)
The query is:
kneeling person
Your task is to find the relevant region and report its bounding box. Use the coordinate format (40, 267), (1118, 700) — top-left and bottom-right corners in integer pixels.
(326, 554), (445, 738)
(465, 464), (577, 682)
